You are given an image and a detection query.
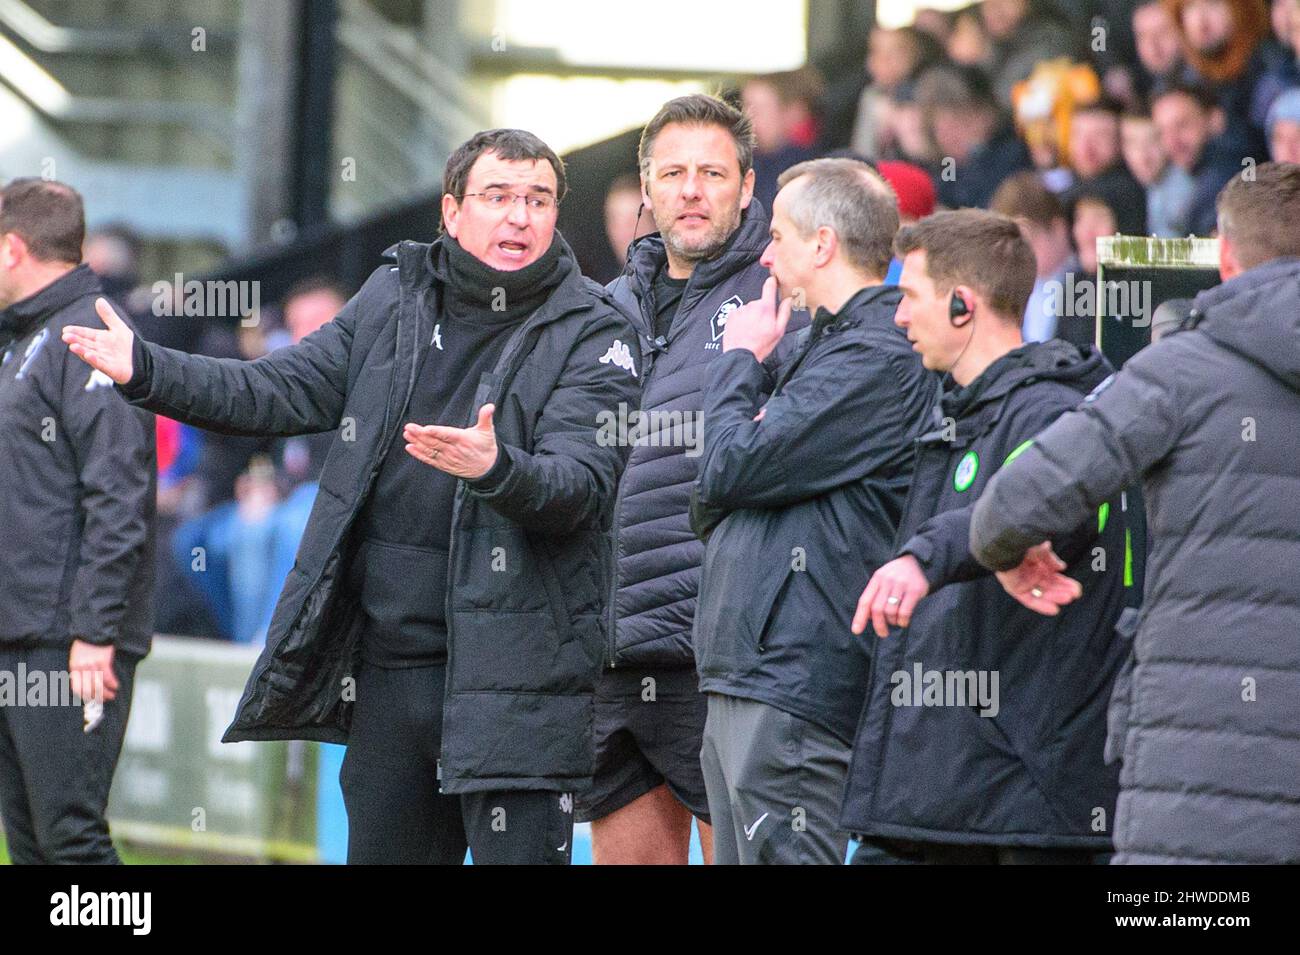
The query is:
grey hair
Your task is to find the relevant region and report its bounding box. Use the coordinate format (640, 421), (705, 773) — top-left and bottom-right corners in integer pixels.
(776, 158), (900, 278)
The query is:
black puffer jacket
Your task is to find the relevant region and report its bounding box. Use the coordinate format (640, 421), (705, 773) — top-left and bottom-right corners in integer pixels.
(0, 264), (155, 659)
(972, 257), (1300, 863)
(604, 200), (806, 669)
(842, 340), (1127, 848)
(120, 236), (641, 794)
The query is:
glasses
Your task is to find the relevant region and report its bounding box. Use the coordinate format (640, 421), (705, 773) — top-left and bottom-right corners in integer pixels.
(460, 190), (558, 213)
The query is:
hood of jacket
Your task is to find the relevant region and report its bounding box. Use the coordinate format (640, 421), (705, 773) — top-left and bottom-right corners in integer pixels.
(1192, 256), (1300, 393)
(940, 338), (1111, 423)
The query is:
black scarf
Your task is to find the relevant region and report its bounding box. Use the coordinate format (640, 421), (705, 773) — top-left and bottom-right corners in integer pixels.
(432, 233), (569, 326)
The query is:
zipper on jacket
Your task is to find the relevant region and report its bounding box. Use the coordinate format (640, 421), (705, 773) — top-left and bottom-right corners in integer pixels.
(605, 276), (664, 669)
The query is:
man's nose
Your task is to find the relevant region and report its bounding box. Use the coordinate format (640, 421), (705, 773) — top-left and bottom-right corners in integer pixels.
(507, 197), (531, 227)
(681, 169), (703, 199)
(759, 240), (775, 269)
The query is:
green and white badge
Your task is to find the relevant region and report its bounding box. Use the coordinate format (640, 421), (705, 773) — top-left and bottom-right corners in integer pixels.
(953, 450), (979, 492)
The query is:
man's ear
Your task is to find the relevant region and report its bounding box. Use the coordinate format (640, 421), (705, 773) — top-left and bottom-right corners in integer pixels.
(740, 167), (756, 210)
(1, 232), (26, 269)
(441, 192), (460, 238)
(815, 225), (838, 269)
(1218, 232), (1241, 281)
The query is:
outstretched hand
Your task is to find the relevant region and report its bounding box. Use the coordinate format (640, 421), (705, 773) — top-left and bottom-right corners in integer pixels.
(61, 297), (135, 385)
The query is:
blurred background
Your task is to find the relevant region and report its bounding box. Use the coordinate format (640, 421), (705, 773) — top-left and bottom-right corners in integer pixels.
(1, 0), (1293, 863)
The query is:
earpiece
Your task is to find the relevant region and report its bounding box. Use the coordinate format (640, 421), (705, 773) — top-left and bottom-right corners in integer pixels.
(949, 291), (971, 327)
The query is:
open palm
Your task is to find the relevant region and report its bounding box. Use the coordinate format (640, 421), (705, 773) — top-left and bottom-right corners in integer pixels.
(61, 297), (135, 384)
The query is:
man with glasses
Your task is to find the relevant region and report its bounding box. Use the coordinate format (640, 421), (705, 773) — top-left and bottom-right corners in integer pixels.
(63, 128), (642, 864)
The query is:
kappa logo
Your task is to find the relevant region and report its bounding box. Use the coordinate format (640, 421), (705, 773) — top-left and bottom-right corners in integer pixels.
(710, 295), (743, 341)
(432, 323), (443, 350)
(599, 339), (637, 377)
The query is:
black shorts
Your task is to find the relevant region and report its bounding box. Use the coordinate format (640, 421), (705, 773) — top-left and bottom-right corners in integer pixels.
(575, 666), (710, 824)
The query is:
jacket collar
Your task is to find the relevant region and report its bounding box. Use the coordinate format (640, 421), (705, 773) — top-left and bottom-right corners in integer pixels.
(0, 264), (102, 340)
(622, 198), (770, 315)
(811, 282), (900, 336)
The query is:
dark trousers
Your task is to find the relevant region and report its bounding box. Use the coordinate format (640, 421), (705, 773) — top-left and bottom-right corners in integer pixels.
(340, 661), (574, 865)
(0, 644), (136, 864)
(852, 838), (1105, 865)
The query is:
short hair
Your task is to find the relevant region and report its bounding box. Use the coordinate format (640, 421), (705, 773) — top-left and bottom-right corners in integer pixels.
(990, 171), (1067, 229)
(776, 158), (899, 278)
(744, 68), (826, 113)
(638, 94), (756, 178)
(1073, 95), (1125, 120)
(606, 172), (642, 198)
(283, 275), (349, 306)
(0, 178), (85, 264)
(893, 209), (1036, 322)
(915, 64), (998, 114)
(443, 129), (567, 202)
(1216, 161), (1300, 269)
(1151, 81), (1219, 114)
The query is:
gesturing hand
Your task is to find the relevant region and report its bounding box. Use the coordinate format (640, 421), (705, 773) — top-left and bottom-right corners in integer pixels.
(61, 297), (136, 385)
(852, 554), (931, 638)
(404, 403), (499, 479)
(722, 276), (793, 363)
(994, 541), (1083, 615)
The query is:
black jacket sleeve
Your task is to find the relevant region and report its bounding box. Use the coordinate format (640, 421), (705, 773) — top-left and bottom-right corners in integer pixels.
(61, 337), (156, 648)
(464, 307), (642, 535)
(901, 391), (1103, 589)
(118, 275), (371, 437)
(695, 339), (914, 509)
(970, 345), (1187, 571)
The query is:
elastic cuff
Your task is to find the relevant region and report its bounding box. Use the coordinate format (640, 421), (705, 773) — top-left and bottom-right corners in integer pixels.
(465, 445), (513, 493)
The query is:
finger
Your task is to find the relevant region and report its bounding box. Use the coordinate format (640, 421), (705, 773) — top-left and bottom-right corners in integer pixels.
(761, 275), (777, 313)
(95, 297), (128, 333)
(775, 295), (794, 337)
(871, 587), (895, 639)
(851, 577), (878, 635)
(475, 403), (495, 432)
(102, 665), (120, 693)
(895, 581), (925, 630)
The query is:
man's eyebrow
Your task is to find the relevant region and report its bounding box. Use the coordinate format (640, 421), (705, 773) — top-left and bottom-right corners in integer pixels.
(480, 181), (555, 195)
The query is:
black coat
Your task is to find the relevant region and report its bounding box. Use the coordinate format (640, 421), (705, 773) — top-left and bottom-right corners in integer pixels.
(692, 284), (934, 743)
(0, 265), (155, 658)
(972, 257), (1300, 863)
(120, 236), (641, 793)
(604, 200), (806, 669)
(842, 340), (1128, 848)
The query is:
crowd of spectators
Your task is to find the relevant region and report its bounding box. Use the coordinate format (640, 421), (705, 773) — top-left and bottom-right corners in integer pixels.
(95, 0), (1300, 645)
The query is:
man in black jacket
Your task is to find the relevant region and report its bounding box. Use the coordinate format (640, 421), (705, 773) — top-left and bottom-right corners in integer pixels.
(692, 158), (933, 864)
(64, 130), (641, 864)
(970, 163), (1300, 864)
(587, 94), (806, 864)
(843, 209), (1126, 864)
(0, 178), (155, 864)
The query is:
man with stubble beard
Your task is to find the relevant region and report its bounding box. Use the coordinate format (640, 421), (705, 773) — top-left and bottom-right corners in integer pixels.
(580, 94), (807, 864)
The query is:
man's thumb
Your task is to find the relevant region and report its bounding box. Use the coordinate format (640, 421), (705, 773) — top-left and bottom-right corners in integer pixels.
(95, 297), (127, 332)
(476, 403), (495, 431)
